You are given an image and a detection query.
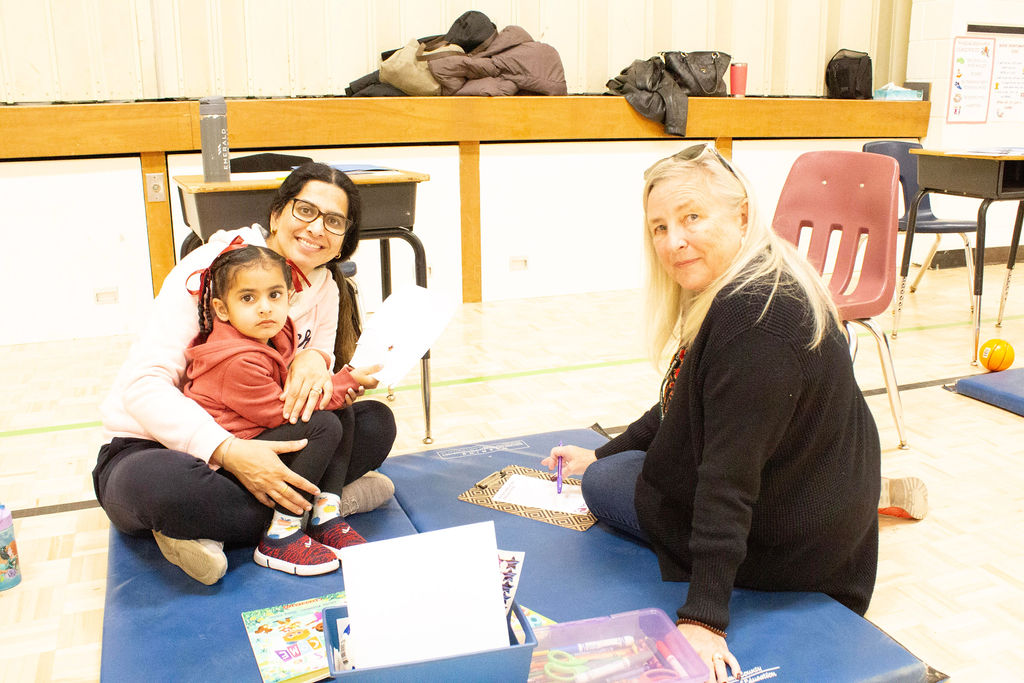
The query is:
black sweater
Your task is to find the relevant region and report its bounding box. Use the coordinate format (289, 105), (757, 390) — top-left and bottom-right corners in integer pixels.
(596, 276), (880, 630)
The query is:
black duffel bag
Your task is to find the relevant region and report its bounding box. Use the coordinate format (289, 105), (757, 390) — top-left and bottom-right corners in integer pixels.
(825, 49), (872, 99)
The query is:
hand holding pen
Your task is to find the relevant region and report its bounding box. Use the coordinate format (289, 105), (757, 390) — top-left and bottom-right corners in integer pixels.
(541, 443), (598, 479)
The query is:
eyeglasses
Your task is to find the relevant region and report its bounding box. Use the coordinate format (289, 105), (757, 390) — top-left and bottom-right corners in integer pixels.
(672, 143), (742, 185)
(290, 198), (351, 236)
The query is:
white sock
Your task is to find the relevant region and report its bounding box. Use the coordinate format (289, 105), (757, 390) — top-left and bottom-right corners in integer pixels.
(311, 492), (342, 527)
(266, 510), (302, 539)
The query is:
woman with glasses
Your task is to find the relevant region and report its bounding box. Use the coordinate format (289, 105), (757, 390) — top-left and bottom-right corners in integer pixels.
(94, 163), (397, 585)
(542, 145), (881, 682)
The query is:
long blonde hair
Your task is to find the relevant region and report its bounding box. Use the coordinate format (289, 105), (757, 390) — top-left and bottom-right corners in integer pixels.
(641, 147), (840, 363)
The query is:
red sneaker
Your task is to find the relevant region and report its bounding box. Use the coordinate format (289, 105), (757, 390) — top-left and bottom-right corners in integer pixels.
(254, 532), (340, 575)
(308, 517), (367, 558)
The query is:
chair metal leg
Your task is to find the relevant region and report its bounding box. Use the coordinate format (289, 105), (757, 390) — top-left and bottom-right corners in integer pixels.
(997, 268), (1013, 328)
(848, 318), (909, 449)
(997, 201), (1023, 327)
(892, 276), (907, 339)
(909, 235), (940, 293)
(960, 233), (975, 314)
(843, 320), (859, 362)
(420, 356), (432, 444)
(894, 191), (928, 340)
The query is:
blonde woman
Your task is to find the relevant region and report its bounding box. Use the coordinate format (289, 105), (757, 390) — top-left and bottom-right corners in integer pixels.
(543, 145), (881, 682)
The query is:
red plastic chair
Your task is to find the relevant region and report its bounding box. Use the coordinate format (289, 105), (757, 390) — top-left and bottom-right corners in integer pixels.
(772, 150), (908, 448)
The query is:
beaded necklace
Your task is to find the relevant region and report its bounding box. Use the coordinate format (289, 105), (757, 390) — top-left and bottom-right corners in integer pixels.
(658, 344), (687, 418)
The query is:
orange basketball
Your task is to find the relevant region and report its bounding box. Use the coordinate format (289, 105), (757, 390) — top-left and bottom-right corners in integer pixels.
(978, 339), (1015, 371)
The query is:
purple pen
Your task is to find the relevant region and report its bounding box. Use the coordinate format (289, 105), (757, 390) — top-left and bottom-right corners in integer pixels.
(556, 440), (564, 494)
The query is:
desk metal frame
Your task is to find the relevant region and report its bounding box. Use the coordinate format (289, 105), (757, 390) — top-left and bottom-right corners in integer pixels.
(894, 150), (1024, 364)
(174, 171), (436, 443)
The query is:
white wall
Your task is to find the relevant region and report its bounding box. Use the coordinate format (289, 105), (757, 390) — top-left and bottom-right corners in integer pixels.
(13, 0), (1024, 347)
(0, 158), (155, 345)
(2, 138), (909, 345)
(907, 0), (1024, 251)
(1, 0), (905, 102)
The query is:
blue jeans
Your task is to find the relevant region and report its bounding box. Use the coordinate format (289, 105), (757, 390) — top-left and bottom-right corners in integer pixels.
(581, 450), (648, 542)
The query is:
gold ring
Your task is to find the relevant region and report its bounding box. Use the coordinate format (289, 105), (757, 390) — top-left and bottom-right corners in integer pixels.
(713, 653), (725, 661)
(309, 387), (322, 394)
(279, 483), (289, 494)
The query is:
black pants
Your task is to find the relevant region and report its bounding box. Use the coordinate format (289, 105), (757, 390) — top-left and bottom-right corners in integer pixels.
(93, 401), (396, 546)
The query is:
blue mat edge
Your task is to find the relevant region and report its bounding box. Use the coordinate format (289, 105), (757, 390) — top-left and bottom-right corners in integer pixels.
(955, 367), (1024, 416)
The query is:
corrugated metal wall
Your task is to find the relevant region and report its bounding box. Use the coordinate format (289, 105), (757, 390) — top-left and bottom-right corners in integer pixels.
(0, 0), (909, 103)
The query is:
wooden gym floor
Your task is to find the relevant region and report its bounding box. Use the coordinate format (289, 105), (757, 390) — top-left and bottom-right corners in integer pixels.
(1, 263), (1022, 681)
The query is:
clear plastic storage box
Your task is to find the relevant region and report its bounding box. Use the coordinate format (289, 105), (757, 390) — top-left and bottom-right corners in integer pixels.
(529, 607), (708, 682)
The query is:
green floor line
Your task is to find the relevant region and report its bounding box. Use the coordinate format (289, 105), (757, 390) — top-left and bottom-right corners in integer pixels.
(0, 420), (102, 439)
(4, 311), (1022, 438)
(366, 357), (647, 395)
(864, 312), (1024, 336)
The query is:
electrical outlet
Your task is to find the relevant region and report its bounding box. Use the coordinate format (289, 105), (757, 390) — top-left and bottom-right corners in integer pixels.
(95, 287), (119, 305)
(509, 257), (528, 271)
(145, 173), (166, 202)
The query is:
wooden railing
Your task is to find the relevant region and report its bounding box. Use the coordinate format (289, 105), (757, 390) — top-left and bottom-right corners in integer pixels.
(0, 96), (931, 299)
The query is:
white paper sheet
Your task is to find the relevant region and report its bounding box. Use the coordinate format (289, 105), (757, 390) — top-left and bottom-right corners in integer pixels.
(348, 286), (456, 386)
(491, 474), (590, 515)
(338, 522), (509, 670)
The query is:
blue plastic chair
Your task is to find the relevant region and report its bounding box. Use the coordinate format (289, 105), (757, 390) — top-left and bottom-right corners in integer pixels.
(862, 141), (978, 317)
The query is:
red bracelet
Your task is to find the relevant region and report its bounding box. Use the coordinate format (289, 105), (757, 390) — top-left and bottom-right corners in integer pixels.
(676, 617), (727, 638)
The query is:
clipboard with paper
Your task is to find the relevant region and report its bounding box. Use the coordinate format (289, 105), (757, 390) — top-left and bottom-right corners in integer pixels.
(458, 465), (598, 532)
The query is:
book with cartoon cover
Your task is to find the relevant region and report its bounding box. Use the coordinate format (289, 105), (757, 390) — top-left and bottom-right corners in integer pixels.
(241, 592), (347, 683)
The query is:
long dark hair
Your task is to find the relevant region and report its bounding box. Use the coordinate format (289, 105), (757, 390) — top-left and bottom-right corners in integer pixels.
(268, 162), (362, 262)
(196, 245), (292, 343)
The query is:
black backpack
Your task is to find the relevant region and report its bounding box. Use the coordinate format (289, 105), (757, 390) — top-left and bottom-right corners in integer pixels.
(825, 49), (872, 99)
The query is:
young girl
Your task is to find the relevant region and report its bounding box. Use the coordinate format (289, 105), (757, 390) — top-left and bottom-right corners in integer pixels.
(184, 244), (377, 575)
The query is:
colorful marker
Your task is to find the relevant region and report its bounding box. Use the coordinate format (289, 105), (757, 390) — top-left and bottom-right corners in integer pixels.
(656, 640), (689, 677)
(575, 651), (652, 683)
(645, 637), (671, 669)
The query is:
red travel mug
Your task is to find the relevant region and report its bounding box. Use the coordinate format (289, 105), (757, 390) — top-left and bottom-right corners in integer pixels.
(730, 63), (748, 97)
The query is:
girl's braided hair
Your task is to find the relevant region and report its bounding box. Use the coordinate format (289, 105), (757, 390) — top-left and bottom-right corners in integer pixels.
(196, 245), (292, 343)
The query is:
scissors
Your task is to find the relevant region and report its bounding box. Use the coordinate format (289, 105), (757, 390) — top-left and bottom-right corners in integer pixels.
(543, 649), (590, 680)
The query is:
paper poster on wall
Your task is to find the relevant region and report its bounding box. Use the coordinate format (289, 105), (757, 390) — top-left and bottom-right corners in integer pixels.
(947, 36), (996, 123)
(991, 37), (1024, 122)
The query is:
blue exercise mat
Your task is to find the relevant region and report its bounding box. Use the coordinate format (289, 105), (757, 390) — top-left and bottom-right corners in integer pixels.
(380, 428), (931, 682)
(955, 367), (1024, 416)
(101, 497), (417, 682)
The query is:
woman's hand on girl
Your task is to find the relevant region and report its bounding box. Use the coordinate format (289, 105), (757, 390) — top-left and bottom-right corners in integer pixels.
(676, 623), (741, 682)
(282, 349), (334, 423)
(540, 444), (597, 476)
(216, 437), (320, 515)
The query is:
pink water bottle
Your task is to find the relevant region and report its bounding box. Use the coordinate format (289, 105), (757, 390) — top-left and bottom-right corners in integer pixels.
(730, 62), (748, 97)
(0, 504), (21, 591)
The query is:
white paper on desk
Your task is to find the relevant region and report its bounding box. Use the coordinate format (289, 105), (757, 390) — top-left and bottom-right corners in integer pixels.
(348, 286), (456, 386)
(492, 474), (591, 515)
(339, 521), (509, 670)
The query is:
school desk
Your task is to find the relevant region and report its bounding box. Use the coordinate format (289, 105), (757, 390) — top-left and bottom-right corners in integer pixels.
(893, 149), (1024, 364)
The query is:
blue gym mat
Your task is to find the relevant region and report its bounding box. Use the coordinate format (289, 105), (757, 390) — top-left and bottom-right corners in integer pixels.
(380, 428), (932, 683)
(955, 367), (1024, 416)
(101, 497), (417, 681)
(101, 429), (935, 681)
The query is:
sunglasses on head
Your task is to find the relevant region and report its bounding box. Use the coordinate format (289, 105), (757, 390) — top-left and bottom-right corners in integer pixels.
(672, 143), (742, 184)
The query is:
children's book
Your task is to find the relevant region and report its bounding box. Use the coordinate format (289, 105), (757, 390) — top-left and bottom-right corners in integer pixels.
(241, 591), (347, 683)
